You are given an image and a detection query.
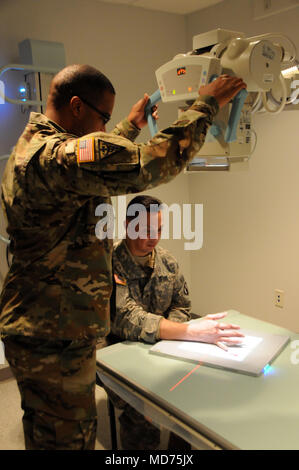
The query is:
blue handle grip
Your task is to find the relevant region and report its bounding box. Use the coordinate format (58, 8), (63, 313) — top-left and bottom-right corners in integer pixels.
(145, 89), (161, 137)
(224, 88), (248, 143)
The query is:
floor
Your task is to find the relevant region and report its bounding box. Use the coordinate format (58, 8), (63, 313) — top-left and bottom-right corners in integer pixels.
(0, 376), (169, 450)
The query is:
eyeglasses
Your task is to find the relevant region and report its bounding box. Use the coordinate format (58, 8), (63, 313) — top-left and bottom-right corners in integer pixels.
(78, 96), (111, 125)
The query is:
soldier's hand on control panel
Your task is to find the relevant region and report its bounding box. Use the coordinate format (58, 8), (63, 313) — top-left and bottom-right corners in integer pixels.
(199, 75), (247, 108)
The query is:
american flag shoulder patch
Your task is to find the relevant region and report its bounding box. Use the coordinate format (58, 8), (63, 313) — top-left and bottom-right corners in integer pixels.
(77, 137), (95, 163)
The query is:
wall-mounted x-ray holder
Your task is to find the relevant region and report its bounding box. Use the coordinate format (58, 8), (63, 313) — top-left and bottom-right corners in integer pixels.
(0, 63), (60, 107)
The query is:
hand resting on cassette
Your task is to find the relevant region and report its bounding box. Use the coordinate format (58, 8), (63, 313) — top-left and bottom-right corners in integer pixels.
(159, 311), (244, 351)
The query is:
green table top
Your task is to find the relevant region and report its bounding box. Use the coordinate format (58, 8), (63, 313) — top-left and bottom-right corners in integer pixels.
(96, 310), (299, 450)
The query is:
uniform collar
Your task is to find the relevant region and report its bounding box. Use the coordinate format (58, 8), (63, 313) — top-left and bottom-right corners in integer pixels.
(113, 240), (156, 280)
(29, 112), (68, 134)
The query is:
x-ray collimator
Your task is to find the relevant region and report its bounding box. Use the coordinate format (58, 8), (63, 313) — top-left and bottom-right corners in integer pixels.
(155, 55), (222, 103)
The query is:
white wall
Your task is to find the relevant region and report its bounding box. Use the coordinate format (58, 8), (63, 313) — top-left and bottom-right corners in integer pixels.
(186, 0), (299, 330)
(0, 0), (192, 287)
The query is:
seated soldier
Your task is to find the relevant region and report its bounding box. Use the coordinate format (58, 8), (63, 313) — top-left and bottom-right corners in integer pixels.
(107, 195), (243, 450)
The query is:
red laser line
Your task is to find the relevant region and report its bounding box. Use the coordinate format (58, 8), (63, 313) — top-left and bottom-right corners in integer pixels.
(169, 362), (202, 392)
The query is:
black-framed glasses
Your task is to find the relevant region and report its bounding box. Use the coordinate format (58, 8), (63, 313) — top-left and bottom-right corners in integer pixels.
(78, 96), (111, 125)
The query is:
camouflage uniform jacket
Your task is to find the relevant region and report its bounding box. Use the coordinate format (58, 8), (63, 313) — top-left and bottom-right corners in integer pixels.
(0, 95), (218, 340)
(111, 240), (191, 344)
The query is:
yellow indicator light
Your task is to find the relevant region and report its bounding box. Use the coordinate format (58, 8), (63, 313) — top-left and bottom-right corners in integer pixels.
(172, 89), (176, 95)
(188, 86), (192, 92)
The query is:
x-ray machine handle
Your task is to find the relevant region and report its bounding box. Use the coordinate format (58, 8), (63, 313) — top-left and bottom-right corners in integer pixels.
(145, 90), (161, 137)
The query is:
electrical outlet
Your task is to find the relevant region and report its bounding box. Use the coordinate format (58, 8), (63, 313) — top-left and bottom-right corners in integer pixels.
(274, 289), (284, 308)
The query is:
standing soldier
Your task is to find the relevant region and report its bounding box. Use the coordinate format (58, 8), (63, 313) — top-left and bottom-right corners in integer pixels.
(0, 64), (246, 449)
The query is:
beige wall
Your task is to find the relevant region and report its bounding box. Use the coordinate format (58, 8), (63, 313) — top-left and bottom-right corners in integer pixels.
(0, 0), (192, 287)
(186, 0), (299, 330)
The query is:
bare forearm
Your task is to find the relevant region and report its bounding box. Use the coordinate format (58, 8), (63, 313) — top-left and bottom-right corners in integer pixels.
(159, 315), (244, 347)
(159, 318), (189, 340)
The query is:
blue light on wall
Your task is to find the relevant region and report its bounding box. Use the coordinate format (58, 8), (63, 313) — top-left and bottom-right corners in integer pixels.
(18, 83), (28, 101)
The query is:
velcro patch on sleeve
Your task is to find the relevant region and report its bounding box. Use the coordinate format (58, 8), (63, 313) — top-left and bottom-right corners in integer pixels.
(98, 140), (125, 159)
(77, 137), (95, 163)
(65, 141), (75, 155)
(114, 274), (127, 286)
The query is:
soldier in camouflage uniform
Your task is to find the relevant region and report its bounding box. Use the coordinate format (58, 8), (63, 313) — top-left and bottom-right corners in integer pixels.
(0, 64), (245, 449)
(107, 195), (244, 450)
